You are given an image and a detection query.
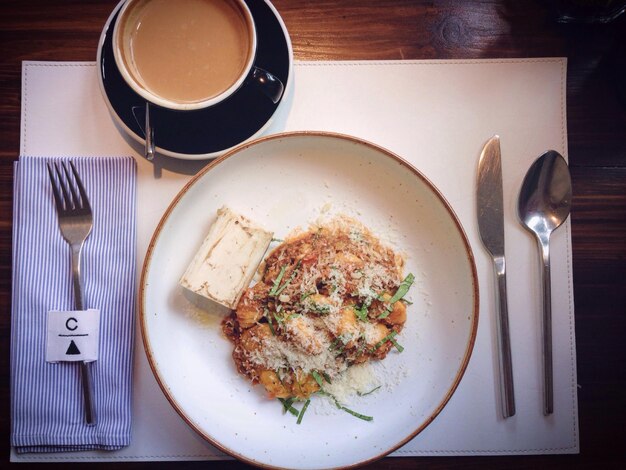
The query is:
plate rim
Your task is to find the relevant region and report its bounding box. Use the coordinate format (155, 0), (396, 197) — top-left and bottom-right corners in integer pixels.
(96, 0), (294, 160)
(139, 130), (480, 468)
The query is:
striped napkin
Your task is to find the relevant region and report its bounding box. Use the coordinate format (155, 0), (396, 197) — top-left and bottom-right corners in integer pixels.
(11, 156), (137, 453)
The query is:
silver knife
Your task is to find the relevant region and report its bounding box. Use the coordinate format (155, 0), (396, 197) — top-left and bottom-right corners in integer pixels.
(477, 135), (516, 418)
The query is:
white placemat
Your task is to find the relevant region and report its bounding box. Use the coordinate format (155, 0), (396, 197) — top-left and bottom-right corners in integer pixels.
(12, 58), (578, 462)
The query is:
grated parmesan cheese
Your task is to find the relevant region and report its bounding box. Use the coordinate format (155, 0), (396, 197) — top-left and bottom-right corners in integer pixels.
(324, 363), (380, 403)
(249, 334), (346, 378)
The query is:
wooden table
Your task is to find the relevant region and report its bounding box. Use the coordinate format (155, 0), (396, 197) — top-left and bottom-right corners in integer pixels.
(1, 1), (624, 468)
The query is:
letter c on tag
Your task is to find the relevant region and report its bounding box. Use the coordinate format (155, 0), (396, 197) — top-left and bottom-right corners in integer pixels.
(65, 317), (78, 331)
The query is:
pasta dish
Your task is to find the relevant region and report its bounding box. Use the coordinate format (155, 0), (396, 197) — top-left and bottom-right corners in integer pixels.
(222, 217), (413, 419)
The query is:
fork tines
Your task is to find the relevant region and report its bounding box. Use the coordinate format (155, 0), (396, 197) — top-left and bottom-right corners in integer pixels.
(46, 161), (91, 214)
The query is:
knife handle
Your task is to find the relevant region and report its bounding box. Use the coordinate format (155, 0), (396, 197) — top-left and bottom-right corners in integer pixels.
(493, 256), (516, 418)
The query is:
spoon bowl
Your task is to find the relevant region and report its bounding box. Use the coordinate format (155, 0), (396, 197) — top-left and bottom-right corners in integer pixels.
(518, 151), (572, 237)
(517, 150), (572, 415)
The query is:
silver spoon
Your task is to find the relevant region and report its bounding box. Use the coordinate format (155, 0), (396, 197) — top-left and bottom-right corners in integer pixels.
(517, 150), (572, 415)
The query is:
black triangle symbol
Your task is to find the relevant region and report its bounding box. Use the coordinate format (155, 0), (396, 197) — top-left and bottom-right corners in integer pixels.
(66, 340), (81, 355)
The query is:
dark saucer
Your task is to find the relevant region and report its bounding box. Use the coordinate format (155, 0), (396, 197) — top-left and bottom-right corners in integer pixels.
(97, 0), (292, 159)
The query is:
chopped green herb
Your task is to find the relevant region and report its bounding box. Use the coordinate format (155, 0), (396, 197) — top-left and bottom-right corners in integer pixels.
(316, 390), (337, 404)
(354, 294), (376, 321)
(310, 303), (331, 315)
(274, 280), (291, 297)
(296, 399), (311, 424)
(273, 311), (285, 324)
(273, 261), (301, 297)
(376, 309), (391, 319)
(278, 398), (299, 417)
(371, 331), (395, 351)
(378, 273), (415, 318)
(339, 405), (374, 421)
(311, 370), (324, 388)
(371, 331), (404, 353)
(300, 291), (316, 302)
(269, 266), (287, 296)
(322, 371), (332, 384)
(317, 391), (374, 421)
(271, 237), (284, 243)
(357, 385), (381, 397)
(354, 305), (369, 322)
(389, 336), (405, 353)
(388, 273), (415, 305)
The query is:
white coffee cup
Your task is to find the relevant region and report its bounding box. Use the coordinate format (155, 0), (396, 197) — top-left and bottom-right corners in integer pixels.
(114, 0), (259, 109)
(112, 0), (284, 158)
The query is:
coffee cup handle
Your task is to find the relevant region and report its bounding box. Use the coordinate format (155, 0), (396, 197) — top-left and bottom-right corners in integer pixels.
(249, 67), (284, 104)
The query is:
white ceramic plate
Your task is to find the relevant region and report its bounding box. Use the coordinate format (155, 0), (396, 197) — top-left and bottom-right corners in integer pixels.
(140, 132), (479, 469)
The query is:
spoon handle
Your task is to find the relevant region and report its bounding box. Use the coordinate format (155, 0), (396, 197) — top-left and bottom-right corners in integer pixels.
(493, 256), (516, 418)
(538, 235), (554, 415)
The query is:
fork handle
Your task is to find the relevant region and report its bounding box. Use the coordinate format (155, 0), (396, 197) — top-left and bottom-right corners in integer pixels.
(72, 244), (86, 311)
(71, 243), (96, 425)
(80, 362), (96, 425)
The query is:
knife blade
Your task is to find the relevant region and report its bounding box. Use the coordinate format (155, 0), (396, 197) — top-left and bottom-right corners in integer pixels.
(477, 135), (516, 418)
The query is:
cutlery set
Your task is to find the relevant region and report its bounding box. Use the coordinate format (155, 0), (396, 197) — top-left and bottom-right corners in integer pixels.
(41, 138), (572, 428)
(477, 136), (572, 418)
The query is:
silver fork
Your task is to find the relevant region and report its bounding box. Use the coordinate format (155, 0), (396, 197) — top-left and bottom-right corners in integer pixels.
(47, 161), (96, 425)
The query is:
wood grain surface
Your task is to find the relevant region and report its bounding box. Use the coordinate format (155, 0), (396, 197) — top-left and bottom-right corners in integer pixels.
(1, 0), (625, 469)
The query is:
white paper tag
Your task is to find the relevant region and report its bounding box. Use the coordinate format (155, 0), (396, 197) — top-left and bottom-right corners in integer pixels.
(46, 309), (100, 362)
